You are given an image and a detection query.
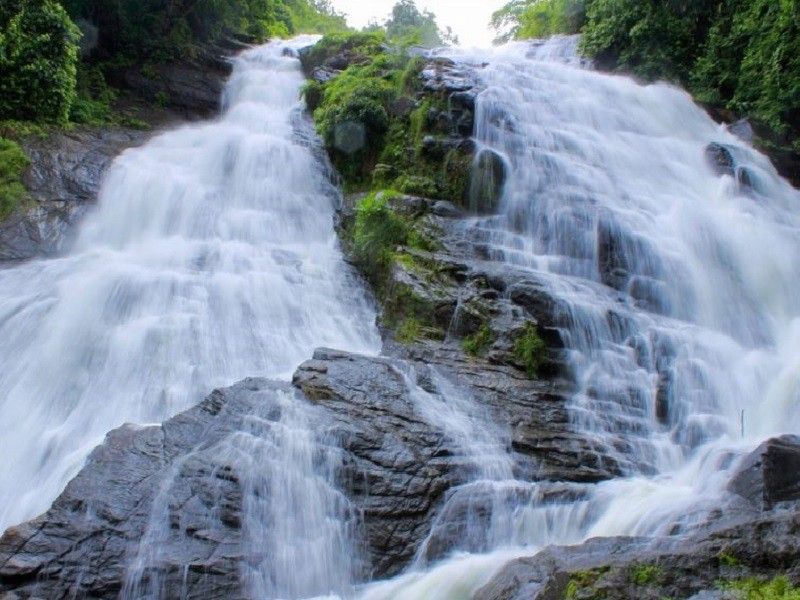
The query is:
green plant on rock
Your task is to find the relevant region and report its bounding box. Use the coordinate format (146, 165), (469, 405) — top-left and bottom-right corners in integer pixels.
(513, 321), (546, 377)
(564, 567), (609, 600)
(463, 323), (493, 357)
(352, 191), (410, 282)
(396, 316), (422, 344)
(630, 564), (661, 586)
(718, 550), (741, 568)
(721, 576), (800, 600)
(0, 137), (29, 219)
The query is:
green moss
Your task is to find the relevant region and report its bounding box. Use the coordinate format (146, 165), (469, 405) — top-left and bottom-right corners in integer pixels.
(0, 137), (30, 220)
(302, 31), (386, 74)
(514, 322), (547, 378)
(721, 576), (800, 599)
(630, 564), (661, 586)
(718, 550), (741, 568)
(463, 323), (493, 357)
(564, 568), (609, 600)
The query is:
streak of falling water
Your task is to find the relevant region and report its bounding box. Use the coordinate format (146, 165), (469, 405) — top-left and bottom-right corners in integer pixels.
(0, 37), (379, 531)
(349, 35), (800, 599)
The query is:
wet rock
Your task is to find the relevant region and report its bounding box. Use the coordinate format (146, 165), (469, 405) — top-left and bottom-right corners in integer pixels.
(0, 128), (150, 261)
(729, 435), (800, 509)
(705, 142), (736, 178)
(468, 149), (506, 214)
(431, 200), (462, 217)
(474, 506), (800, 600)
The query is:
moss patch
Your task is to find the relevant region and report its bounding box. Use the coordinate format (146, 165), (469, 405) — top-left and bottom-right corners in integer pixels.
(564, 567), (610, 600)
(629, 564), (661, 586)
(721, 576), (800, 599)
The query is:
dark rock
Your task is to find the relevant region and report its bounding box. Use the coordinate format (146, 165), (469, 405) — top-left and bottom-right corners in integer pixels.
(705, 142), (736, 178)
(421, 135), (475, 158)
(468, 149), (506, 214)
(0, 128), (151, 262)
(729, 435), (800, 509)
(431, 200), (462, 217)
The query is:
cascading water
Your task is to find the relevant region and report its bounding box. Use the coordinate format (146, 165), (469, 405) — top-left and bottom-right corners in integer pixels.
(349, 36), (800, 599)
(3, 31), (799, 600)
(0, 38), (380, 531)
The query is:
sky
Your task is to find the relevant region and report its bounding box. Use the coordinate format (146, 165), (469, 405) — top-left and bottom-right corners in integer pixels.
(329, 0), (508, 47)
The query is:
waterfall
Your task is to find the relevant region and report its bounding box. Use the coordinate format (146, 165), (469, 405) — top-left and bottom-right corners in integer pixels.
(351, 36), (800, 599)
(0, 37), (380, 531)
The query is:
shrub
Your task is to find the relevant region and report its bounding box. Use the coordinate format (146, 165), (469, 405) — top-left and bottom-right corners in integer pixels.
(352, 191), (409, 281)
(630, 564), (661, 586)
(491, 0), (586, 43)
(0, 137), (29, 219)
(513, 322), (546, 377)
(463, 323), (493, 356)
(0, 0), (81, 123)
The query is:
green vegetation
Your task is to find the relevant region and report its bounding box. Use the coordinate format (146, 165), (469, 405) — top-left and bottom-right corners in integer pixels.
(491, 0), (800, 174)
(396, 316), (422, 344)
(0, 137), (30, 219)
(491, 0), (585, 43)
(564, 567), (609, 600)
(630, 564), (661, 586)
(351, 190), (411, 282)
(0, 0), (81, 123)
(721, 576), (800, 599)
(60, 0), (347, 62)
(463, 323), (493, 356)
(385, 0), (458, 47)
(513, 322), (546, 377)
(718, 550), (742, 567)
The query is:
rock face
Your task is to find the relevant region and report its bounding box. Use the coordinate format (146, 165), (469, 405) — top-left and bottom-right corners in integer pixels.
(729, 435), (800, 509)
(0, 334), (622, 599)
(0, 128), (150, 261)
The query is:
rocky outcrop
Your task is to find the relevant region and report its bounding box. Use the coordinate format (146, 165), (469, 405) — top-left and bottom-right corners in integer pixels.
(0, 128), (150, 261)
(0, 339), (620, 597)
(475, 437), (800, 600)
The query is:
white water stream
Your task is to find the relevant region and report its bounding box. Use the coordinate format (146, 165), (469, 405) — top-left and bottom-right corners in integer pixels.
(2, 33), (799, 600)
(0, 38), (379, 531)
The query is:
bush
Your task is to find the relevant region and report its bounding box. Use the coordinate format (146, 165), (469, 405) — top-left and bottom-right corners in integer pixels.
(513, 322), (546, 377)
(463, 323), (493, 356)
(0, 0), (81, 123)
(0, 137), (29, 219)
(352, 191), (409, 281)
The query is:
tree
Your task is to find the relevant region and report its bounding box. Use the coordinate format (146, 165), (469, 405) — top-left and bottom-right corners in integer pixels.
(0, 0), (81, 123)
(385, 0), (458, 47)
(491, 0), (585, 44)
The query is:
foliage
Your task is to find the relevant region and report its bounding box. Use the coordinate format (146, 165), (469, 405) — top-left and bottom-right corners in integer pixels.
(463, 323), (493, 356)
(576, 0), (799, 165)
(718, 550), (741, 567)
(630, 564), (661, 586)
(396, 316), (422, 344)
(351, 191), (410, 282)
(302, 30), (386, 74)
(385, 0), (458, 47)
(0, 0), (81, 123)
(721, 576), (800, 599)
(491, 0), (585, 43)
(0, 137), (29, 219)
(60, 0), (347, 63)
(565, 567), (609, 600)
(513, 322), (546, 377)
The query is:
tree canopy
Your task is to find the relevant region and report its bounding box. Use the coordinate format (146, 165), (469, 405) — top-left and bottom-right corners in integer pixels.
(0, 0), (81, 123)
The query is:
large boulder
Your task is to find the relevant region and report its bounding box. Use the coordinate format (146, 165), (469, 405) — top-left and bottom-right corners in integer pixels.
(728, 435), (800, 510)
